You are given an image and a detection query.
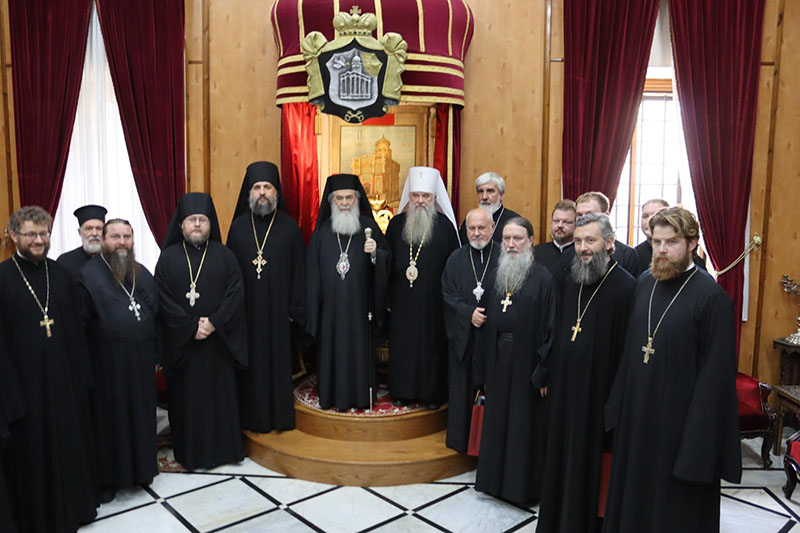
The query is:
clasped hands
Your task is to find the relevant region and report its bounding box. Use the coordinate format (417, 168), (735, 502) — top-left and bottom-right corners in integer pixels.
(195, 317), (216, 340)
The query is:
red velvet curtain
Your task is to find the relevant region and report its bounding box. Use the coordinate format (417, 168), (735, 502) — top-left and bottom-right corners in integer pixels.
(669, 0), (766, 348)
(8, 0), (92, 214)
(562, 0), (660, 204)
(95, 0), (186, 245)
(281, 103), (320, 242)
(432, 103), (461, 218)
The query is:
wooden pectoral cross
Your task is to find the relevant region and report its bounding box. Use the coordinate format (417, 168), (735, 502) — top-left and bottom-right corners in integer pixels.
(40, 314), (54, 338)
(186, 283), (200, 307)
(501, 292), (513, 313)
(642, 336), (655, 364)
(252, 252), (267, 280)
(570, 319), (582, 342)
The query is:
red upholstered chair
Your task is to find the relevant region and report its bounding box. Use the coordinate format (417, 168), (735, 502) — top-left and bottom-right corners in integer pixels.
(783, 431), (800, 498)
(736, 372), (776, 469)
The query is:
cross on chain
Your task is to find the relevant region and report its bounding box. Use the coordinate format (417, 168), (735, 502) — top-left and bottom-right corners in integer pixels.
(129, 298), (142, 321)
(501, 293), (513, 313)
(570, 320), (582, 342)
(642, 337), (655, 364)
(186, 283), (200, 307)
(252, 252), (267, 280)
(40, 314), (54, 337)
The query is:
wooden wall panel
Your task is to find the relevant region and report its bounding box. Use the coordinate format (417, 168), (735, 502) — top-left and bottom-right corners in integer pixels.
(185, 0), (205, 194)
(208, 0), (282, 239)
(459, 1), (547, 235)
(544, 0), (564, 242)
(0, 0), (17, 261)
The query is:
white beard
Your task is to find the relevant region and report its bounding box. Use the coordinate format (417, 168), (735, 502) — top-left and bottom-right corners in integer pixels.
(479, 199), (502, 215)
(495, 246), (534, 294)
(82, 236), (102, 255)
(402, 203), (436, 245)
(330, 202), (361, 235)
(469, 237), (490, 250)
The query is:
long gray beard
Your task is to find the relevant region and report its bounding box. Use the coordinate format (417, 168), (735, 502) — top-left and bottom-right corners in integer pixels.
(250, 195), (277, 216)
(331, 202), (361, 235)
(104, 248), (138, 284)
(495, 247), (534, 294)
(82, 236), (102, 255)
(402, 203), (436, 245)
(479, 200), (502, 215)
(570, 248), (610, 285)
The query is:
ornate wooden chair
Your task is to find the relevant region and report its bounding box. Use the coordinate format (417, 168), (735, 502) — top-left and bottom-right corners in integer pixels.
(736, 372), (776, 469)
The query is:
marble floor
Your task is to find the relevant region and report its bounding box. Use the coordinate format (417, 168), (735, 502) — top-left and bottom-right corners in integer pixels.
(77, 420), (795, 533)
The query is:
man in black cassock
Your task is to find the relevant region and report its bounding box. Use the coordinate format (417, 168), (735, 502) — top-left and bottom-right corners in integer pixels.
(457, 172), (520, 244)
(57, 204), (107, 278)
(1, 327), (27, 533)
(0, 206), (97, 532)
(474, 216), (557, 505)
(533, 199), (576, 284)
(634, 198), (706, 274)
(227, 162), (305, 431)
(387, 166), (460, 409)
(536, 213), (635, 533)
(602, 207), (741, 532)
(306, 174), (389, 411)
(441, 208), (499, 452)
(565, 192), (641, 278)
(78, 219), (159, 502)
(155, 193), (247, 470)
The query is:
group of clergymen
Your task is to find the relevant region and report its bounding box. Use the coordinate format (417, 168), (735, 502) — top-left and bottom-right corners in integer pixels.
(0, 161), (742, 533)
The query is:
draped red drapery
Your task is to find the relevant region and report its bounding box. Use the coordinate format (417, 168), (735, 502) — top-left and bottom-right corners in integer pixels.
(281, 103), (320, 243)
(433, 104), (462, 219)
(562, 0), (660, 204)
(669, 0), (766, 348)
(8, 0), (92, 214)
(96, 0), (186, 245)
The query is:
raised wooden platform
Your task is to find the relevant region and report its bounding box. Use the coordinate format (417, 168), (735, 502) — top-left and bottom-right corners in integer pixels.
(244, 403), (475, 486)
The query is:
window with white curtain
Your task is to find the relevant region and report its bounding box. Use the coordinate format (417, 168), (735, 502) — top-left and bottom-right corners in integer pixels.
(49, 2), (161, 273)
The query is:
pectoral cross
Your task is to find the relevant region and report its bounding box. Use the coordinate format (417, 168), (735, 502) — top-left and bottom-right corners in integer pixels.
(129, 298), (142, 321)
(39, 314), (54, 338)
(252, 252), (267, 280)
(186, 282), (200, 307)
(501, 292), (513, 313)
(570, 319), (582, 342)
(472, 282), (484, 302)
(642, 336), (655, 363)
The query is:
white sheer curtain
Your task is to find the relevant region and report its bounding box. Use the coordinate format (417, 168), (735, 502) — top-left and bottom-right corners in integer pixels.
(49, 3), (161, 273)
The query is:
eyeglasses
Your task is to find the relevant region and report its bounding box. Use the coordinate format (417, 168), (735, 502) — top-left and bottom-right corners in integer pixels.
(185, 216), (209, 225)
(17, 231), (50, 240)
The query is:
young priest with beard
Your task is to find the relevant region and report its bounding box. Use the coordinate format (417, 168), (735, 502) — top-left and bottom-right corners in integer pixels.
(474, 217), (557, 506)
(78, 219), (159, 503)
(602, 207), (741, 532)
(537, 213), (635, 533)
(441, 208), (500, 452)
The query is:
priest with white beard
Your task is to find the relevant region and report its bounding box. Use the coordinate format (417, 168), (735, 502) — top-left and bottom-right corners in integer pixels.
(385, 167), (460, 410)
(474, 216), (558, 505)
(457, 172), (520, 244)
(306, 174), (390, 411)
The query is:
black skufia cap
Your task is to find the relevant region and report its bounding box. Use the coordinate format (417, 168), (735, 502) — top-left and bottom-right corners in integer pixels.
(73, 204), (107, 226)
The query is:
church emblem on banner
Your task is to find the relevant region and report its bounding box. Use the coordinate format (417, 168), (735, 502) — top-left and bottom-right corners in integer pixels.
(302, 6), (407, 123)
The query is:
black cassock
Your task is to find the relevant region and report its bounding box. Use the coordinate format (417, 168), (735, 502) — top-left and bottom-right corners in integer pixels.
(1, 326), (27, 533)
(536, 261), (635, 533)
(155, 241), (247, 470)
(306, 216), (389, 410)
(475, 264), (558, 505)
(227, 210), (305, 431)
(57, 246), (93, 280)
(0, 256), (96, 532)
(441, 242), (499, 451)
(457, 205), (520, 244)
(387, 212), (460, 404)
(602, 268), (742, 532)
(533, 241), (574, 285)
(78, 257), (159, 489)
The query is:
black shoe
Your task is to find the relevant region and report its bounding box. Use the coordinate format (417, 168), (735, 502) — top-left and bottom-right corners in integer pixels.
(98, 487), (116, 504)
(392, 399), (407, 407)
(426, 402), (441, 410)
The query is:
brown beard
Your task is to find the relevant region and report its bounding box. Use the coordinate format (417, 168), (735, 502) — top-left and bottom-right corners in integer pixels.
(104, 247), (138, 283)
(651, 251), (692, 281)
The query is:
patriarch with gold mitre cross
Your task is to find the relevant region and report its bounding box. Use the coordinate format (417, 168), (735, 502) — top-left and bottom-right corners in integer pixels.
(155, 192), (247, 470)
(602, 206), (741, 532)
(473, 215), (557, 506)
(537, 212), (636, 533)
(226, 161), (306, 432)
(0, 205), (97, 531)
(385, 166), (460, 411)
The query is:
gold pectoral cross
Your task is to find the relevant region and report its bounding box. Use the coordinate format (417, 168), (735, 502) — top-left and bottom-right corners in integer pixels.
(501, 292), (513, 313)
(40, 314), (54, 337)
(570, 319), (582, 342)
(186, 283), (200, 307)
(642, 336), (655, 364)
(252, 252), (267, 280)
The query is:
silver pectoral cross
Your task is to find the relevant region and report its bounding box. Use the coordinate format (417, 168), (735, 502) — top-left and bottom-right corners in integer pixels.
(186, 282), (200, 307)
(642, 336), (655, 363)
(472, 282), (484, 302)
(252, 252), (267, 280)
(129, 298), (142, 321)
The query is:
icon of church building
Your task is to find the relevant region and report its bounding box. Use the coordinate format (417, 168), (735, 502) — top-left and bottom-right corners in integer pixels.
(352, 135), (401, 204)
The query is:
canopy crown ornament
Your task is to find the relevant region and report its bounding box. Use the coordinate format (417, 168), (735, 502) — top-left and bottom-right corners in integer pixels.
(333, 6), (377, 36)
